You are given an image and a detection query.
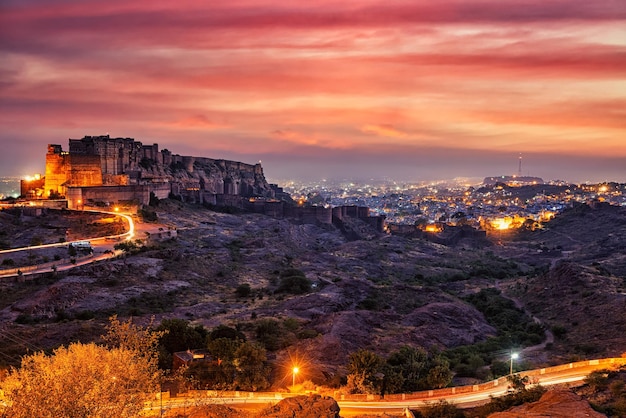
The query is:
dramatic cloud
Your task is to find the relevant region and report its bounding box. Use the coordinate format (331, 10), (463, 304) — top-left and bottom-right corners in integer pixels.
(0, 0), (624, 182)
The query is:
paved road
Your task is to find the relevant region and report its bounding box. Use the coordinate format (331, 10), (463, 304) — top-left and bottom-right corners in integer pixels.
(0, 209), (172, 278)
(149, 358), (625, 416)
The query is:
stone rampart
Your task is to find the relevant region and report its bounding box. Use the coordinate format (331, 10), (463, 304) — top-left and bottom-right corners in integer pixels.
(42, 136), (274, 203)
(67, 185), (150, 209)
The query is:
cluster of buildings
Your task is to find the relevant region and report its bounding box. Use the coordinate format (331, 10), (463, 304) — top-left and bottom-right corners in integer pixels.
(17, 135), (623, 238)
(282, 178), (626, 235)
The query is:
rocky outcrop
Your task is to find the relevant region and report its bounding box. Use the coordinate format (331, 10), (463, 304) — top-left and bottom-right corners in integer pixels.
(257, 395), (340, 418)
(187, 404), (250, 418)
(152, 157), (272, 199)
(488, 389), (606, 418)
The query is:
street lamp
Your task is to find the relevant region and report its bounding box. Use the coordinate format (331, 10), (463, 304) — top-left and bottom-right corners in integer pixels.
(510, 352), (519, 375)
(292, 366), (299, 389)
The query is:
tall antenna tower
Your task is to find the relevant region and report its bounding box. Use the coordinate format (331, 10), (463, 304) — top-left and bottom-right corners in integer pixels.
(517, 154), (522, 177)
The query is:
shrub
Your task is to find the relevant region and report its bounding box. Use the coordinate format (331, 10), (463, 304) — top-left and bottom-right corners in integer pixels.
(255, 319), (294, 351)
(357, 298), (379, 311)
(277, 275), (311, 294)
(30, 236), (43, 246)
(551, 324), (568, 339)
(415, 400), (464, 418)
(297, 329), (319, 339)
(139, 208), (158, 222)
(585, 370), (611, 393)
(75, 310), (95, 320)
(235, 283), (252, 298)
(15, 313), (36, 324)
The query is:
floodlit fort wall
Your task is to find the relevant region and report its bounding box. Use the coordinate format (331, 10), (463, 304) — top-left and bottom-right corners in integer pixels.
(41, 135), (273, 209)
(44, 144), (103, 197)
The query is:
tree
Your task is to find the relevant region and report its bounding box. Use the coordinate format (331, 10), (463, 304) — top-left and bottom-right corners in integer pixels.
(346, 349), (383, 394)
(103, 314), (163, 359)
(208, 337), (242, 363)
(155, 318), (208, 369)
(386, 345), (428, 392)
(209, 325), (246, 342)
(0, 343), (155, 418)
(233, 342), (270, 391)
(425, 355), (453, 389)
(255, 319), (294, 351)
(204, 338), (242, 389)
(101, 314), (164, 389)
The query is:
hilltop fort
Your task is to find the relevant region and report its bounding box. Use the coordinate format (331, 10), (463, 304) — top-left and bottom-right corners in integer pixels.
(21, 134), (385, 232)
(41, 135), (273, 209)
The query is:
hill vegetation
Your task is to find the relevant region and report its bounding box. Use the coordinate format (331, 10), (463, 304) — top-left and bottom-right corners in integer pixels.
(0, 199), (625, 400)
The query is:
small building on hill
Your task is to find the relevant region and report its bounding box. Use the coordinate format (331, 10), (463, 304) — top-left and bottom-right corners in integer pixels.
(172, 349), (213, 371)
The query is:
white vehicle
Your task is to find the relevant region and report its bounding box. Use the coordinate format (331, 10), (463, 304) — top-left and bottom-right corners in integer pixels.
(69, 241), (92, 251)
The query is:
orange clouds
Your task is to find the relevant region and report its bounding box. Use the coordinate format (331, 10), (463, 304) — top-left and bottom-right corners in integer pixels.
(361, 124), (409, 139)
(0, 0), (625, 181)
(164, 115), (227, 131)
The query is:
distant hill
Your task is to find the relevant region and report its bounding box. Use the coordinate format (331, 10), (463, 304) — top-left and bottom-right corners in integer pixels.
(483, 175), (544, 186)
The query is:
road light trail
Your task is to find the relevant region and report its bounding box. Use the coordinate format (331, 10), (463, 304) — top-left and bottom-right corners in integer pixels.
(149, 357), (626, 416)
(0, 209), (136, 278)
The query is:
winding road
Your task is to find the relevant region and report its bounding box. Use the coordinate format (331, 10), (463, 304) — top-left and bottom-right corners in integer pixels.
(494, 279), (554, 363)
(146, 357), (626, 416)
(0, 209), (172, 278)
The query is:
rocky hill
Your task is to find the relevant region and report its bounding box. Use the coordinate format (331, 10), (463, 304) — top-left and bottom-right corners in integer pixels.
(495, 202), (626, 362)
(1, 199), (625, 392)
(0, 201), (502, 375)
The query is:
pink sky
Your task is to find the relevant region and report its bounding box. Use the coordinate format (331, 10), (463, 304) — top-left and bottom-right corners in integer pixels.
(1, 0), (625, 182)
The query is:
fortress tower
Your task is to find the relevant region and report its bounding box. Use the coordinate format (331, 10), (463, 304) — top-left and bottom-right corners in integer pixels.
(44, 144), (102, 198)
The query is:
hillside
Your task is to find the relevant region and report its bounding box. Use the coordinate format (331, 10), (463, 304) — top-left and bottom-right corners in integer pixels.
(496, 202), (626, 362)
(1, 200), (625, 389)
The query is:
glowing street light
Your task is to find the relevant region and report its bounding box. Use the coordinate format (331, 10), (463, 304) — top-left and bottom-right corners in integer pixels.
(292, 366), (299, 388)
(510, 352), (519, 375)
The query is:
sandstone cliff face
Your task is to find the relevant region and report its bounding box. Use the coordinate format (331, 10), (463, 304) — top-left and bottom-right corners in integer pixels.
(141, 157), (272, 198)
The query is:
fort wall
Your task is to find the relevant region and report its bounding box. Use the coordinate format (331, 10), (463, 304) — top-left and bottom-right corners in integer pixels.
(43, 135), (273, 207)
(67, 185), (151, 209)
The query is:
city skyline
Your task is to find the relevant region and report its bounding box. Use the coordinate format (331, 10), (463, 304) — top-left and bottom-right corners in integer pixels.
(1, 1), (625, 183)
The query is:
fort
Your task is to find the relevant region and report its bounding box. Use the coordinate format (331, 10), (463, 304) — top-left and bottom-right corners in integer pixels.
(20, 134), (387, 232)
(42, 135), (272, 209)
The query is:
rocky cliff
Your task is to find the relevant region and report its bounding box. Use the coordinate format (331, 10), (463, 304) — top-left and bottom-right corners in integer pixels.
(57, 135), (275, 199)
(140, 156), (273, 198)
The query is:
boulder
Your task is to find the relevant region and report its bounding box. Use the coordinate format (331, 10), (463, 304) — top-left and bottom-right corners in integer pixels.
(488, 389), (605, 418)
(257, 394), (340, 418)
(187, 404), (249, 418)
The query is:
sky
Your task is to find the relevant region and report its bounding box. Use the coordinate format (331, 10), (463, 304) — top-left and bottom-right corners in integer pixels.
(1, 0), (625, 184)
